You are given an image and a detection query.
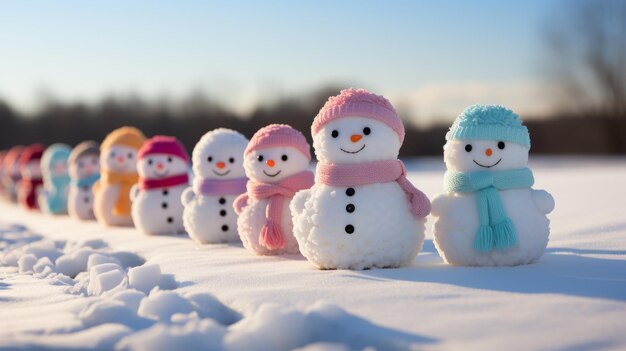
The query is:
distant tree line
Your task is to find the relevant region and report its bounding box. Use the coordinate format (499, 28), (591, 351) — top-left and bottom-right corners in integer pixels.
(0, 86), (624, 157)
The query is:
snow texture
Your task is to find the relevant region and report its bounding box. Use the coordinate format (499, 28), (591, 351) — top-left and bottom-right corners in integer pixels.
(1, 157), (626, 351)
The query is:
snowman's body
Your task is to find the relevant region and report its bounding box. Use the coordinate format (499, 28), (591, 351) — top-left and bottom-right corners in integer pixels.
(183, 193), (240, 243)
(292, 113), (428, 270)
(431, 106), (555, 266)
(432, 188), (551, 266)
(181, 129), (249, 244)
(239, 196), (299, 255)
(68, 184), (96, 220)
(132, 184), (187, 235)
(292, 181), (424, 270)
(94, 184), (134, 226)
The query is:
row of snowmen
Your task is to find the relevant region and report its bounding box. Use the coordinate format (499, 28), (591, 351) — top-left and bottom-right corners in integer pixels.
(0, 89), (555, 270)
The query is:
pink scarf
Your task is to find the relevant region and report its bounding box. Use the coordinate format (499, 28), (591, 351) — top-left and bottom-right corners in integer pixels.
(316, 160), (430, 218)
(234, 171), (314, 250)
(139, 173), (189, 190)
(193, 177), (247, 196)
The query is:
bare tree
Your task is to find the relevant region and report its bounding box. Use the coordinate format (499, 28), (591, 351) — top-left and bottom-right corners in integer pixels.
(545, 0), (626, 118)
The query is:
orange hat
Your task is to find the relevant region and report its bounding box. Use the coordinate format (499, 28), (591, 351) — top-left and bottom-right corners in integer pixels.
(101, 127), (146, 151)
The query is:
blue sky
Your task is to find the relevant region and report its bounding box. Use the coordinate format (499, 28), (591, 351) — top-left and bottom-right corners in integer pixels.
(0, 0), (561, 124)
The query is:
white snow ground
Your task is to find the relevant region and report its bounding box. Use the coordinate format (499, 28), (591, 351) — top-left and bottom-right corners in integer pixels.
(1, 157), (625, 351)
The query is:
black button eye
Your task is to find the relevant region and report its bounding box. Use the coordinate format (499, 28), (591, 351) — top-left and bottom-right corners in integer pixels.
(77, 162), (83, 169)
(148, 159), (153, 165)
(167, 157), (173, 163)
(363, 127), (371, 135)
(110, 152), (116, 158)
(257, 155), (264, 162)
(465, 144), (473, 152)
(281, 155), (288, 161)
(497, 141), (505, 150)
(229, 157), (235, 163)
(207, 156), (213, 162)
(127, 153), (133, 159)
(331, 130), (339, 138)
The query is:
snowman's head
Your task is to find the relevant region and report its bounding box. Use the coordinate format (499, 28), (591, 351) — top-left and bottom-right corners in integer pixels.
(41, 144), (71, 182)
(19, 144), (45, 179)
(444, 104), (531, 172)
(193, 129), (248, 180)
(71, 154), (100, 179)
(444, 140), (529, 172)
(137, 136), (190, 180)
(69, 141), (100, 179)
(243, 124), (311, 183)
(101, 145), (138, 173)
(244, 145), (310, 183)
(138, 154), (188, 179)
(312, 88), (404, 164)
(313, 117), (401, 163)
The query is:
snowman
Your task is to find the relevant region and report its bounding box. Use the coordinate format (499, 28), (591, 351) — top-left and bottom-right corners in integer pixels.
(431, 104), (555, 266)
(67, 141), (100, 220)
(131, 136), (190, 235)
(93, 127), (146, 227)
(182, 129), (249, 244)
(38, 144), (72, 215)
(234, 124), (314, 255)
(2, 145), (24, 203)
(291, 88), (431, 270)
(18, 144), (45, 210)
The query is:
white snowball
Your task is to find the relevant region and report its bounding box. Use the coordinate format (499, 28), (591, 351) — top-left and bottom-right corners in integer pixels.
(18, 254), (37, 273)
(443, 139), (529, 172)
(191, 128), (249, 180)
(138, 291), (195, 322)
(128, 264), (162, 294)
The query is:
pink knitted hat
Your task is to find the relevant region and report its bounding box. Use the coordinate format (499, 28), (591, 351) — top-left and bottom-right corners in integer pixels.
(245, 124), (311, 160)
(312, 88), (405, 142)
(138, 136), (190, 163)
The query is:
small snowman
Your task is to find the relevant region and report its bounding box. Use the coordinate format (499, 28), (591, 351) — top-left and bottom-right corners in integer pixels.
(93, 127), (146, 227)
(1, 145), (23, 202)
(182, 129), (249, 244)
(18, 144), (45, 210)
(234, 124), (314, 255)
(431, 104), (555, 266)
(131, 136), (190, 235)
(38, 144), (72, 215)
(291, 88), (431, 270)
(67, 141), (100, 220)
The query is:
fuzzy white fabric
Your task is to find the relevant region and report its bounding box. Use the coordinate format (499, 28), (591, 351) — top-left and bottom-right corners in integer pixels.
(431, 139), (555, 266)
(132, 184), (187, 236)
(237, 145), (310, 255)
(182, 129), (249, 244)
(292, 183), (425, 270)
(293, 117), (425, 270)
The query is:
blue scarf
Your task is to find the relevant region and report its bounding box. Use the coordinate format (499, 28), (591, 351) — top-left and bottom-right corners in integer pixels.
(73, 173), (101, 188)
(444, 168), (534, 252)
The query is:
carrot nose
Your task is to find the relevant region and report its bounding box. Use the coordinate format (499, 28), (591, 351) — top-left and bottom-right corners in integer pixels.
(216, 162), (225, 169)
(485, 148), (493, 156)
(156, 162), (164, 169)
(116, 156), (124, 163)
(266, 159), (275, 167)
(350, 134), (363, 143)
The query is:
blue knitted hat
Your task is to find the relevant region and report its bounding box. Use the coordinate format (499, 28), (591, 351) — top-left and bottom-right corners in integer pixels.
(446, 104), (531, 149)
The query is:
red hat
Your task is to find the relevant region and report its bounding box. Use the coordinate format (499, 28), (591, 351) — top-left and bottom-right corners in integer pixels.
(20, 144), (45, 167)
(138, 136), (189, 163)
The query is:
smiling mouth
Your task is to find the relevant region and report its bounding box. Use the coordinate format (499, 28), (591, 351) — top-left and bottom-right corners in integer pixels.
(340, 144), (366, 154)
(153, 170), (170, 178)
(263, 170), (282, 177)
(473, 159), (502, 168)
(212, 169), (231, 176)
